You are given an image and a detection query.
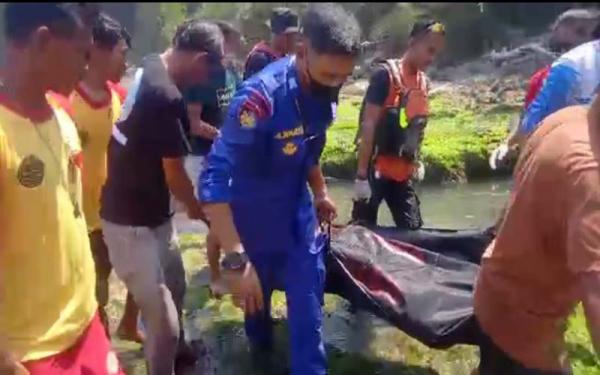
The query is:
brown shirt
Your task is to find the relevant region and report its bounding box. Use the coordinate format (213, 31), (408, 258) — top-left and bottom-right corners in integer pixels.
(474, 105), (600, 370)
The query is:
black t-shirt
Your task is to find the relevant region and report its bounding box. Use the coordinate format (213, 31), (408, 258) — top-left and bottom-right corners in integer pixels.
(101, 54), (189, 227)
(243, 51), (275, 80)
(365, 66), (391, 106)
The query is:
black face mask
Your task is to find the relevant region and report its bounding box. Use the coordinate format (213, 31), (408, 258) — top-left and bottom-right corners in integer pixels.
(306, 65), (342, 103)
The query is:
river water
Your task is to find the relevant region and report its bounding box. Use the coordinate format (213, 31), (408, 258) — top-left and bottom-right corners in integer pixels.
(327, 178), (511, 229)
(121, 179), (512, 375)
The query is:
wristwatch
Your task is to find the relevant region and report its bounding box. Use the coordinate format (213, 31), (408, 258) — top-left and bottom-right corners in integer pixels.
(221, 251), (249, 272)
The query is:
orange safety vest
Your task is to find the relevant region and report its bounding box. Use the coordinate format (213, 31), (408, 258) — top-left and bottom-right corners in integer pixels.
(374, 59), (428, 182)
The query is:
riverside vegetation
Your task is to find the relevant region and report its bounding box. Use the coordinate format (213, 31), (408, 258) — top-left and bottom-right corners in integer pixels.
(107, 233), (599, 375)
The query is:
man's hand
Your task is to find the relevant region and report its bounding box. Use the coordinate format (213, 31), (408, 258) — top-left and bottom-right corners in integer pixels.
(191, 122), (220, 140)
(223, 261), (264, 316)
(413, 161), (426, 182)
(186, 201), (206, 221)
(188, 103), (220, 140)
(354, 178), (371, 200)
(489, 143), (511, 170)
(0, 349), (28, 375)
(163, 157), (202, 221)
(315, 194), (337, 223)
(204, 203), (262, 314)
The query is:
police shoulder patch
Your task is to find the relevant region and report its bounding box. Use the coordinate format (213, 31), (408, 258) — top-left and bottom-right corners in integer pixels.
(239, 109), (257, 129)
(236, 85), (273, 130)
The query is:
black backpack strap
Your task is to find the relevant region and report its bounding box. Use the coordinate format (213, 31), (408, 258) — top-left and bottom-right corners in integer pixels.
(384, 59), (402, 93)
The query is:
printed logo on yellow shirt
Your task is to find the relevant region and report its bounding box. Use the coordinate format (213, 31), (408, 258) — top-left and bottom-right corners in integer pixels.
(17, 155), (45, 188)
(282, 142), (298, 156)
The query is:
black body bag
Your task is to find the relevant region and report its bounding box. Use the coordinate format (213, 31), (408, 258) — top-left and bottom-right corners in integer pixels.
(324, 225), (494, 349)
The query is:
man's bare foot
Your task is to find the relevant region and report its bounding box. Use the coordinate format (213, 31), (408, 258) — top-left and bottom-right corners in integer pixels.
(209, 277), (228, 299)
(116, 324), (145, 344)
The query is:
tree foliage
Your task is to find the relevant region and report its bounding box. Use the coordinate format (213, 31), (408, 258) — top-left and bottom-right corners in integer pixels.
(158, 3), (188, 48)
(1, 3), (595, 64)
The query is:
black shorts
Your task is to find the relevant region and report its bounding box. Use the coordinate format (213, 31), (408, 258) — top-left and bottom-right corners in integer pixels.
(478, 327), (572, 375)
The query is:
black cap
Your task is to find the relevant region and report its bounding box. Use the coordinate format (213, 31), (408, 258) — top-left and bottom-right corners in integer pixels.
(409, 19), (446, 38)
(269, 7), (298, 35)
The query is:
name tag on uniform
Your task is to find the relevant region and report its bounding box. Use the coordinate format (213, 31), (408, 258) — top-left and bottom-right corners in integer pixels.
(275, 125), (304, 140)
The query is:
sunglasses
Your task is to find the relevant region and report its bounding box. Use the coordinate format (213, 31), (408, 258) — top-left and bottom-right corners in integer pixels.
(427, 22), (446, 34)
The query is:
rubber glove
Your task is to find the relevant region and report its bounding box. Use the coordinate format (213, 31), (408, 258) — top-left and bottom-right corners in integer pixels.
(489, 143), (510, 170)
(354, 178), (371, 200)
(413, 161), (426, 182)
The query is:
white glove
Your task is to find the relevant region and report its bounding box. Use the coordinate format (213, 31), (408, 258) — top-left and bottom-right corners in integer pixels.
(353, 178), (371, 200)
(489, 143), (510, 170)
(413, 161), (426, 182)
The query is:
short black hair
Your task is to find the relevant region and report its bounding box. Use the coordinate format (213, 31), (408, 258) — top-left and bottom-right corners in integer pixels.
(216, 20), (240, 40)
(172, 19), (223, 57)
(121, 26), (132, 49)
(4, 3), (98, 43)
(92, 12), (126, 50)
(553, 8), (599, 30)
(271, 7), (299, 35)
(410, 19), (446, 39)
(301, 3), (361, 56)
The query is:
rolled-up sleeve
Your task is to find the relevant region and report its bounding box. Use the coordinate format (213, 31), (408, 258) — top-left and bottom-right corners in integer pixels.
(520, 61), (579, 135)
(199, 84), (272, 203)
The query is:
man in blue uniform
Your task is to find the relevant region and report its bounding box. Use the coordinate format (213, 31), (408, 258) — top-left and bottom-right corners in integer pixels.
(200, 4), (361, 374)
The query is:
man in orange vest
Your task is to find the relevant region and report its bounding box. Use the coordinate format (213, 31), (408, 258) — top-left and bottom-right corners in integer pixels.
(353, 20), (446, 229)
(243, 7), (299, 80)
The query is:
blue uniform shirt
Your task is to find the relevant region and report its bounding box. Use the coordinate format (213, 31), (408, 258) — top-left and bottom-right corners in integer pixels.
(521, 40), (600, 135)
(200, 56), (336, 252)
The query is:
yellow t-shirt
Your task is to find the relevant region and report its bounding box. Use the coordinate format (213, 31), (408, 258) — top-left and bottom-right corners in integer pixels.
(0, 100), (97, 362)
(69, 84), (123, 232)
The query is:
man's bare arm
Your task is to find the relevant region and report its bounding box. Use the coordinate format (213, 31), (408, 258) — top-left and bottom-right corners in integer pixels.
(356, 103), (384, 178)
(162, 157), (203, 220)
(0, 336), (28, 375)
(308, 164), (327, 199)
(506, 117), (527, 150)
(187, 103), (219, 140)
(580, 272), (600, 354)
(203, 203), (243, 255)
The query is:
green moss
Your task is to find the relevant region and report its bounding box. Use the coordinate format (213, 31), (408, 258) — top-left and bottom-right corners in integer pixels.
(323, 93), (515, 183)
